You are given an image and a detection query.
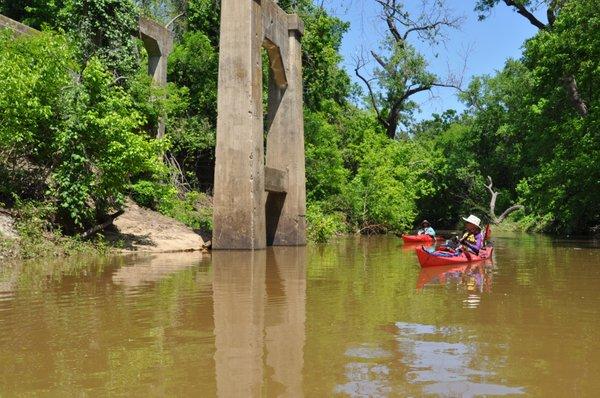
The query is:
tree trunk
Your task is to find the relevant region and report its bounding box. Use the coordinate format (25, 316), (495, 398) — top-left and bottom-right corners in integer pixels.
(80, 210), (124, 239)
(562, 75), (588, 117)
(385, 109), (399, 139)
(485, 176), (524, 224)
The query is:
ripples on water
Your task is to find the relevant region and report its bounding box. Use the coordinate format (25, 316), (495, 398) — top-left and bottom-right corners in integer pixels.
(0, 233), (599, 396)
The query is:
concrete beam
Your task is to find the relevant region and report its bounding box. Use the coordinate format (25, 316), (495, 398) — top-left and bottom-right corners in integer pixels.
(287, 14), (304, 36)
(138, 17), (173, 85)
(264, 167), (288, 193)
(0, 14), (38, 36)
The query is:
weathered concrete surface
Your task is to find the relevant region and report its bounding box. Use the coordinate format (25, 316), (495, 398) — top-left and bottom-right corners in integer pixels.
(265, 14), (307, 247)
(213, 0), (306, 250)
(0, 14), (38, 36)
(264, 166), (288, 193)
(138, 17), (174, 138)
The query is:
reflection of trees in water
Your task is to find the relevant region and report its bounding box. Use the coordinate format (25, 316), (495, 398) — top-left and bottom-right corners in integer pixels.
(112, 252), (206, 288)
(0, 248), (309, 396)
(0, 253), (217, 396)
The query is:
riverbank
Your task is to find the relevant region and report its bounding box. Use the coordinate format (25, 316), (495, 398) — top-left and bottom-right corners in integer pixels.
(0, 201), (207, 263)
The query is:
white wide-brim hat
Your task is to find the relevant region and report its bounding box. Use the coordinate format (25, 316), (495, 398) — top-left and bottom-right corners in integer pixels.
(462, 214), (482, 229)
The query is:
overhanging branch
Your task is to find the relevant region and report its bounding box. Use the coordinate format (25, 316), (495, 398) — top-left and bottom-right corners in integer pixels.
(504, 0), (547, 30)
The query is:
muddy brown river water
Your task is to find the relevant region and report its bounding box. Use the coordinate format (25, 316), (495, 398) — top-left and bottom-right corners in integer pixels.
(1, 232), (599, 397)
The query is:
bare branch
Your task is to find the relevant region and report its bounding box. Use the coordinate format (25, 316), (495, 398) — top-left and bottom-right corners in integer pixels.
(485, 175), (524, 224)
(401, 85), (432, 101)
(403, 16), (463, 41)
(485, 176), (499, 220)
(354, 55), (385, 126)
(370, 50), (388, 70)
(80, 210), (124, 240)
(166, 12), (185, 29)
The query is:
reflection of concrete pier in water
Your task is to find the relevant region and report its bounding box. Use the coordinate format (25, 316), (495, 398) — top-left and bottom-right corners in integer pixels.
(212, 247), (306, 397)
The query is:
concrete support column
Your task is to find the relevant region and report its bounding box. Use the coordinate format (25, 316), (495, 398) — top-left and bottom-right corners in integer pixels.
(265, 17), (306, 246)
(213, 0), (267, 250)
(139, 17), (174, 139)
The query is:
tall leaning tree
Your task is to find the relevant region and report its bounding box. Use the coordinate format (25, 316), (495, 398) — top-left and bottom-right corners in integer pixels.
(355, 0), (463, 139)
(475, 0), (588, 117)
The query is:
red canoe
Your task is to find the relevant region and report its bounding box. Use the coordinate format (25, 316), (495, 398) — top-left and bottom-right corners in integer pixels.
(402, 234), (442, 244)
(416, 246), (494, 268)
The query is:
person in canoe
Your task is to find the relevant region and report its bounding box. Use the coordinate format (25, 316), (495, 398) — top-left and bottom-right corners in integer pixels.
(417, 220), (436, 239)
(458, 214), (484, 255)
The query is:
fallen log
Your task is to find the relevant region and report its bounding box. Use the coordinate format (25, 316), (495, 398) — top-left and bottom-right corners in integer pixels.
(80, 210), (125, 240)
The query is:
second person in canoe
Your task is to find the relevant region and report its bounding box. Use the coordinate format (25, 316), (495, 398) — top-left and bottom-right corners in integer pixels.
(417, 220), (436, 239)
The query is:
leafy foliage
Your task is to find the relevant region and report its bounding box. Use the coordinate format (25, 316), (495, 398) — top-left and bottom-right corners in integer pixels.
(60, 0), (140, 79)
(415, 0), (600, 234)
(0, 32), (166, 230)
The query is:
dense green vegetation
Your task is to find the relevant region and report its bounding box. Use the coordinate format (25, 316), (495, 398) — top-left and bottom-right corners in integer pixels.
(0, 0), (597, 249)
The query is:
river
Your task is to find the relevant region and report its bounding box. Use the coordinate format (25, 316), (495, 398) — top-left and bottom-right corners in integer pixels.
(1, 232), (599, 396)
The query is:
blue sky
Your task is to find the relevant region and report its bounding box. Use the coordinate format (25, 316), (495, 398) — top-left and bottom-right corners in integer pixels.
(321, 0), (540, 121)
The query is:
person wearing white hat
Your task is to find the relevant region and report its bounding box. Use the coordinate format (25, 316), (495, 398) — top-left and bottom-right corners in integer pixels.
(417, 220), (436, 239)
(459, 214), (484, 255)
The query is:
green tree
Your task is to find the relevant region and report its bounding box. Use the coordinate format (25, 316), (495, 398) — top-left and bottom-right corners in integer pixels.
(0, 0), (65, 28)
(475, 0), (589, 116)
(0, 32), (166, 229)
(355, 0), (462, 139)
(60, 0), (140, 79)
(515, 0), (600, 233)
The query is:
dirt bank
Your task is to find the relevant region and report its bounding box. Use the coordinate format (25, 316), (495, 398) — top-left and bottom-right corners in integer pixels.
(106, 201), (205, 253)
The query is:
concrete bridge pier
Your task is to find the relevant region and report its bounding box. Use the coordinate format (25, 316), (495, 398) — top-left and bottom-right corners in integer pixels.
(138, 17), (174, 139)
(213, 0), (306, 250)
(265, 15), (306, 247)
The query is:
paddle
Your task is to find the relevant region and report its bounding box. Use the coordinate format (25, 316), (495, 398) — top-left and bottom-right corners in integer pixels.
(462, 244), (473, 261)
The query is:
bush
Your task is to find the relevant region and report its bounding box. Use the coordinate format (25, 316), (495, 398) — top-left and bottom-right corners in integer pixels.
(306, 203), (346, 243)
(9, 200), (107, 260)
(158, 191), (213, 233)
